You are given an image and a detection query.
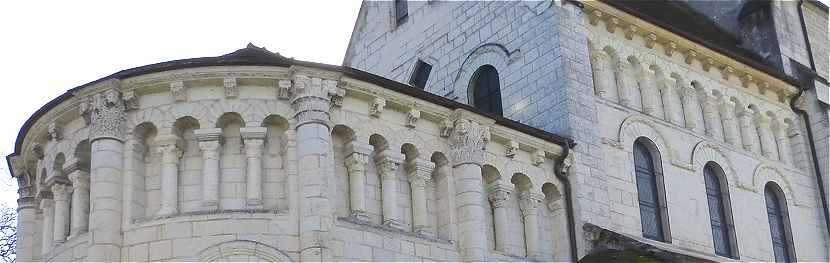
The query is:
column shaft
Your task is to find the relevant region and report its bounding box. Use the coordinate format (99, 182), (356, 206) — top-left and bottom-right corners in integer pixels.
(195, 128), (222, 211)
(69, 170), (90, 236)
(520, 192), (543, 259)
(407, 158), (434, 236)
(242, 127), (267, 209)
(376, 149), (404, 229)
(40, 199), (54, 255)
(345, 141), (371, 221)
(488, 182), (513, 253)
(738, 110), (760, 153)
(680, 87), (699, 131)
(156, 140), (181, 217)
(51, 184), (71, 244)
(16, 198), (37, 261)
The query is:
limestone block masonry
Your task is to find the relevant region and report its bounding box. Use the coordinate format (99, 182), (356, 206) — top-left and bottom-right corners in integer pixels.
(6, 46), (573, 262)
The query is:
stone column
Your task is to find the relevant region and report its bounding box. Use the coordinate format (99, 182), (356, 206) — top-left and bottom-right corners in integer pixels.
(15, 184), (38, 262)
(51, 183), (71, 244)
(589, 51), (611, 98)
(292, 75), (338, 261)
(700, 94), (723, 140)
(68, 169), (90, 237)
(155, 136), (182, 218)
(487, 180), (513, 253)
(448, 113), (492, 261)
(519, 192), (543, 259)
(40, 197), (54, 255)
(719, 99), (740, 147)
(407, 158), (435, 236)
(614, 62), (634, 107)
(242, 127), (267, 209)
(737, 108), (760, 153)
(639, 71), (660, 117)
(344, 141), (372, 221)
(755, 113), (779, 159)
(375, 149), (405, 230)
(195, 128), (222, 211)
(679, 86), (699, 131)
(772, 121), (792, 164)
(87, 88), (126, 261)
(659, 79), (682, 125)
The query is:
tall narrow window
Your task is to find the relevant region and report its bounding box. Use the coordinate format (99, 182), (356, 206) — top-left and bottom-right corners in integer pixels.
(633, 139), (667, 242)
(395, 0), (408, 25)
(470, 65), (503, 116)
(409, 60), (432, 90)
(704, 163), (736, 258)
(765, 184), (795, 262)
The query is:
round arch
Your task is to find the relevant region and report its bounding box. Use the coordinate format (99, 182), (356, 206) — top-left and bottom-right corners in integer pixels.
(198, 240), (293, 262)
(690, 141), (740, 187)
(453, 43), (514, 105)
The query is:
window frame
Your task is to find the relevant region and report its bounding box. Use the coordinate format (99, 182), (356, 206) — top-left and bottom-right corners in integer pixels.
(469, 65), (504, 116)
(408, 60), (432, 90)
(394, 0), (408, 25)
(632, 138), (671, 243)
(702, 162), (739, 259)
(764, 183), (796, 263)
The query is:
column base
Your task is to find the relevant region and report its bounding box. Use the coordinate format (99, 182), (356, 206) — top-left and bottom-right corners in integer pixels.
(350, 211), (370, 222)
(155, 207), (178, 218)
(383, 219), (406, 231)
(414, 225), (433, 237)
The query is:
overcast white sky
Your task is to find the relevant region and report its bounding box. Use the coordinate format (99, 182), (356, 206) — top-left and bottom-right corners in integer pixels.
(0, 0), (363, 208)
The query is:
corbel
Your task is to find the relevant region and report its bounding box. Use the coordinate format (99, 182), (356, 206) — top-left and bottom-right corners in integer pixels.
(604, 17), (619, 33)
(277, 79), (292, 100)
(369, 97), (386, 117)
(48, 122), (62, 141)
(740, 74), (754, 88)
(721, 66), (735, 81)
(505, 140), (519, 158)
(624, 24), (639, 40)
(589, 10), (603, 26)
(684, 50), (697, 65)
(532, 149), (546, 166)
(79, 98), (92, 125)
(170, 81), (187, 102)
(326, 80), (346, 107)
(223, 77), (238, 98)
(644, 33), (658, 49)
(439, 118), (454, 138)
(662, 41), (677, 56)
(405, 107), (420, 128)
(122, 90), (140, 111)
(701, 57), (715, 72)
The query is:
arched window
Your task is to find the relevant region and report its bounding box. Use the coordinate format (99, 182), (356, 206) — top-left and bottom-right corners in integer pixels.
(703, 163), (737, 258)
(633, 138), (669, 242)
(765, 183), (795, 262)
(470, 65), (503, 116)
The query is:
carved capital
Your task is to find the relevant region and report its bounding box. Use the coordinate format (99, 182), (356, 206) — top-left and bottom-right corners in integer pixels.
(519, 192), (544, 216)
(90, 88), (127, 142)
(68, 171), (90, 190)
(50, 183), (71, 201)
(223, 77), (238, 98)
(406, 158), (435, 188)
(345, 148), (370, 174)
(374, 149), (404, 179)
(155, 135), (182, 164)
(198, 141), (221, 160)
(487, 181), (513, 208)
(170, 81), (187, 102)
(448, 118), (491, 167)
(291, 75), (333, 127)
(243, 139), (264, 158)
(40, 198), (54, 210)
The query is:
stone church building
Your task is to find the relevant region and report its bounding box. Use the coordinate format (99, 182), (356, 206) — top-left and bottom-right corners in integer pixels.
(7, 0), (829, 262)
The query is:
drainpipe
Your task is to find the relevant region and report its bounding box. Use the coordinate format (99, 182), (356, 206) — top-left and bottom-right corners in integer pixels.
(793, 0), (830, 238)
(555, 141), (579, 262)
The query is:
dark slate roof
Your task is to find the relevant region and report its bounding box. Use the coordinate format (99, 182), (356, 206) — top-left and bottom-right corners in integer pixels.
(8, 44), (574, 163)
(600, 0), (801, 86)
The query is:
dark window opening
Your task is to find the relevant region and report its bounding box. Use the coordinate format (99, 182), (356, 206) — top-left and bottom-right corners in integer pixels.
(395, 0), (408, 25)
(470, 65), (503, 116)
(704, 164), (735, 258)
(409, 60), (432, 90)
(634, 140), (666, 242)
(765, 184), (795, 263)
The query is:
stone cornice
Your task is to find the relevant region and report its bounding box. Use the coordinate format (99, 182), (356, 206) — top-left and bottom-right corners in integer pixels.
(582, 1), (799, 98)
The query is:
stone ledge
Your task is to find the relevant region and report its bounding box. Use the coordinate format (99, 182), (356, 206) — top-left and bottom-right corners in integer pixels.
(336, 216), (453, 245)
